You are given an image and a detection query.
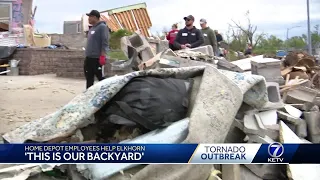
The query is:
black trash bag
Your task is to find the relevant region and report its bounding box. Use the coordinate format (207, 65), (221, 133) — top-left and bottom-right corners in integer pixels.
(97, 76), (193, 131)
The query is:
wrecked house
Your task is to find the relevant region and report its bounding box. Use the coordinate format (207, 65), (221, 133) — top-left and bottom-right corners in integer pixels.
(0, 0), (33, 46)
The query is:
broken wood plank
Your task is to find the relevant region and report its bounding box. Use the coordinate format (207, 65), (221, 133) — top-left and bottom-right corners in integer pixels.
(281, 67), (293, 76)
(293, 66), (307, 72)
(280, 121), (320, 180)
(280, 79), (309, 90)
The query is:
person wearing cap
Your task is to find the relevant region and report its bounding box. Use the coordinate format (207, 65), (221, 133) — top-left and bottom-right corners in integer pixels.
(166, 23), (179, 51)
(199, 18), (218, 56)
(174, 15), (204, 50)
(84, 10), (109, 89)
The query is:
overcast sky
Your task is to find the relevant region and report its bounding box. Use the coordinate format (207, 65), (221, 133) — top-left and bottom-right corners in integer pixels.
(33, 0), (320, 39)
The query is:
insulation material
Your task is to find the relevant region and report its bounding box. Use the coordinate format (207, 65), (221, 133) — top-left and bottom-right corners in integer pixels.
(82, 3), (152, 37)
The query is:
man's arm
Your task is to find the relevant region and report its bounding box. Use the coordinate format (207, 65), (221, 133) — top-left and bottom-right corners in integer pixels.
(173, 30), (182, 49)
(100, 25), (109, 56)
(190, 30), (204, 48)
(209, 29), (217, 53)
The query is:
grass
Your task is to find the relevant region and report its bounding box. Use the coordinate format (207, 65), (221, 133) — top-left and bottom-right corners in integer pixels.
(109, 51), (128, 60)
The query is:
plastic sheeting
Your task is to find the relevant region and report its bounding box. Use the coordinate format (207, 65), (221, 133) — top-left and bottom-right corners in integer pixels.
(0, 46), (17, 59)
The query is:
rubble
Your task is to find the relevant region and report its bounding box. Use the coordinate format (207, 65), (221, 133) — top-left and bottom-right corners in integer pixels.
(2, 27), (320, 180)
(285, 86), (318, 104)
(251, 57), (284, 84)
(280, 121), (320, 180)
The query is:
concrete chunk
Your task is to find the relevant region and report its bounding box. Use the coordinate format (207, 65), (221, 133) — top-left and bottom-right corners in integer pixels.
(122, 33), (155, 62)
(266, 82), (281, 102)
(261, 82), (284, 110)
(222, 164), (241, 180)
(244, 114), (266, 137)
(277, 111), (301, 125)
(225, 120), (246, 143)
(283, 104), (302, 118)
(245, 164), (282, 179)
(290, 103), (316, 111)
(265, 125), (280, 141)
(312, 97), (320, 106)
(240, 165), (263, 180)
(280, 121), (320, 180)
(296, 119), (308, 138)
(247, 134), (275, 143)
(188, 45), (214, 56)
(257, 110), (278, 126)
(286, 86), (318, 104)
(310, 105), (320, 112)
(309, 134), (320, 143)
(232, 55), (264, 71)
(233, 119), (244, 130)
(303, 112), (320, 135)
(217, 58), (244, 72)
(251, 58), (283, 84)
(254, 114), (267, 131)
(223, 164), (265, 180)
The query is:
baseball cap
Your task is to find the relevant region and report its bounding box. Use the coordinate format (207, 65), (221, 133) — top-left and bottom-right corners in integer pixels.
(183, 15), (195, 21)
(86, 10), (100, 18)
(200, 18), (207, 24)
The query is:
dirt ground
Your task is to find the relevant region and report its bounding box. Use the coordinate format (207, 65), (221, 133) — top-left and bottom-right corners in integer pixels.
(0, 74), (85, 135)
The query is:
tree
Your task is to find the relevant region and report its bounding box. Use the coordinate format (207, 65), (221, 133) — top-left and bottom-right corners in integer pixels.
(302, 25), (320, 48)
(109, 29), (133, 50)
(286, 36), (306, 49)
(254, 35), (284, 54)
(227, 25), (248, 52)
(229, 11), (265, 49)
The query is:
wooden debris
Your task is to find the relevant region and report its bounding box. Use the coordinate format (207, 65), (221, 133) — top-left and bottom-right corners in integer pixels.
(280, 79), (309, 92)
(293, 66), (307, 72)
(281, 67), (293, 76)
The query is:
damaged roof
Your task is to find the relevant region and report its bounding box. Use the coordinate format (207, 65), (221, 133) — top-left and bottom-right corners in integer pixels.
(100, 3), (152, 37)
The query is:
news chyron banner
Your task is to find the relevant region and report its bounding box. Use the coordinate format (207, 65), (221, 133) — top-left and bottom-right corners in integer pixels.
(0, 143), (318, 164)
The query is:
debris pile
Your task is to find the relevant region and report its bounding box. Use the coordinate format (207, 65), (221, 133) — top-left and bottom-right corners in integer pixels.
(218, 50), (320, 179)
(281, 51), (317, 89)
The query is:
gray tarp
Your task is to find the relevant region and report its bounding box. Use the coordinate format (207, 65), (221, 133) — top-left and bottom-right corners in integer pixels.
(2, 65), (268, 180)
(0, 46), (16, 59)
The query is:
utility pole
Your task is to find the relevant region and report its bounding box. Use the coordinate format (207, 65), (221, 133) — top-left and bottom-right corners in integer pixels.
(307, 0), (312, 54)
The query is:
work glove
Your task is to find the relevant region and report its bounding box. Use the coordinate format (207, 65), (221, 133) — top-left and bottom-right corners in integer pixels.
(99, 56), (106, 66)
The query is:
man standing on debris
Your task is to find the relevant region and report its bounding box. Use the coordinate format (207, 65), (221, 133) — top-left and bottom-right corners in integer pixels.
(199, 19), (218, 56)
(84, 10), (109, 89)
(174, 15), (204, 50)
(166, 23), (179, 51)
(215, 30), (223, 43)
(244, 44), (253, 56)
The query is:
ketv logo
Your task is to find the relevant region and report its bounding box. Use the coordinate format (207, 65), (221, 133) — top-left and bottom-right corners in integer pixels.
(267, 142), (284, 163)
